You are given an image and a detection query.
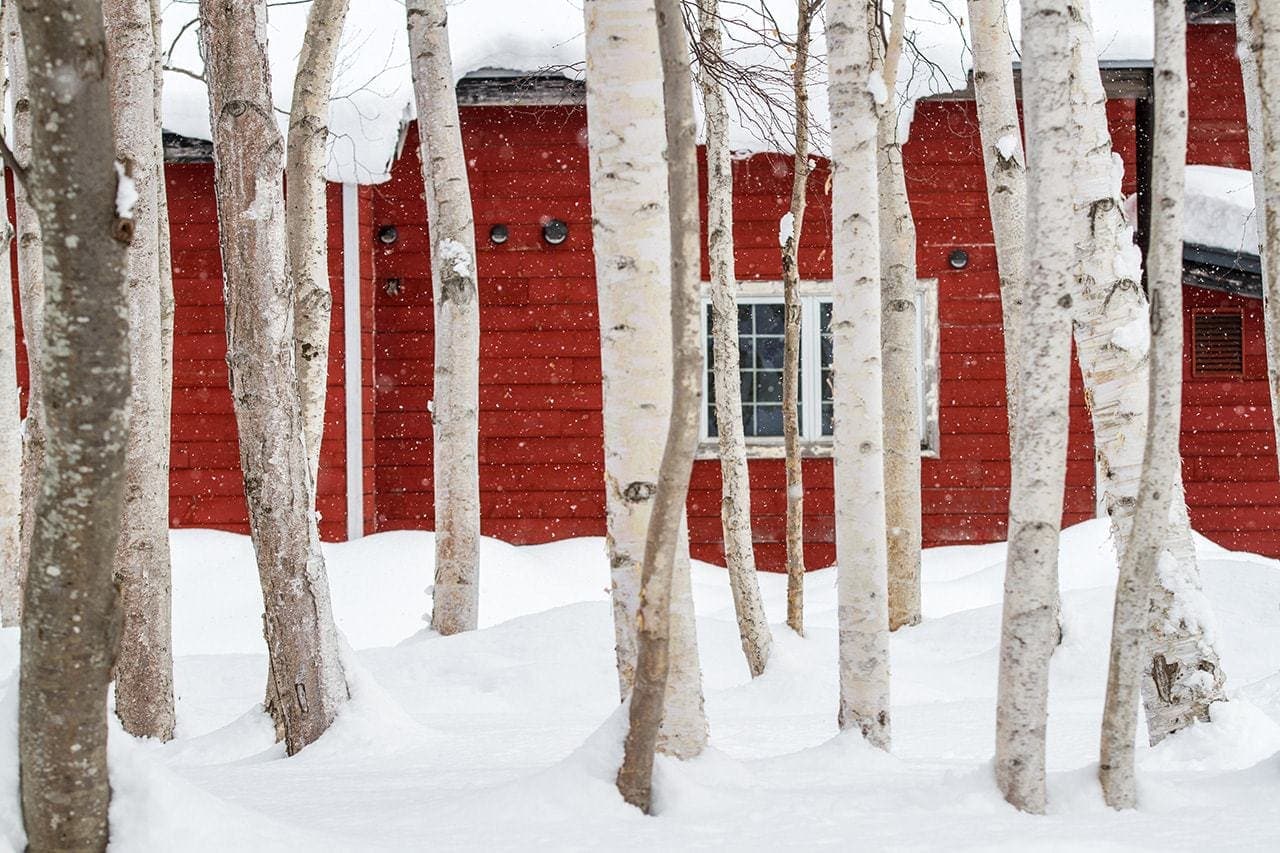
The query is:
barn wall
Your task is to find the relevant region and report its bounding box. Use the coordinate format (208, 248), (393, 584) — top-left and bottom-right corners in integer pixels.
(1179, 22), (1280, 554)
(9, 165), (362, 542)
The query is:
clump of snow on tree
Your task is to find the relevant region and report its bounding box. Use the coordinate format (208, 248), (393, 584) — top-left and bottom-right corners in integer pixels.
(114, 162), (139, 219)
(438, 238), (475, 280)
(778, 211), (794, 247)
(995, 133), (1022, 164)
(1110, 315), (1150, 358)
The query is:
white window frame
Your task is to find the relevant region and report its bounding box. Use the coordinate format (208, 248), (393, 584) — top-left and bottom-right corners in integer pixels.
(696, 278), (940, 459)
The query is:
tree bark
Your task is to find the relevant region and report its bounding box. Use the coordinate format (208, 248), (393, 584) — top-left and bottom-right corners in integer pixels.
(1247, 0), (1280, 475)
(406, 0), (481, 636)
(966, 0), (1026, 443)
(105, 0), (175, 743)
(696, 0), (772, 676)
(0, 16), (19, 628)
(289, 0), (350, 490)
(15, 1), (131, 848)
(994, 0), (1076, 815)
(781, 0), (815, 637)
(583, 0), (709, 753)
(877, 0), (922, 632)
(616, 0), (709, 813)
(1066, 1), (1226, 744)
(199, 0), (348, 755)
(3, 5), (45, 593)
(828, 0), (891, 749)
(1099, 0), (1187, 809)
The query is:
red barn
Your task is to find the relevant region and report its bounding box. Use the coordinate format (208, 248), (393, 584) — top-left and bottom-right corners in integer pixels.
(7, 2), (1273, 567)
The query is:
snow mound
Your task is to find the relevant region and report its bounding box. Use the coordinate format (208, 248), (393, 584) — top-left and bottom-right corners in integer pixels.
(3, 518), (1280, 848)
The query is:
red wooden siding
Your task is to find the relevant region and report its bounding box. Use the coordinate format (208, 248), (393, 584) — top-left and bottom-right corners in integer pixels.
(7, 21), (1276, 564)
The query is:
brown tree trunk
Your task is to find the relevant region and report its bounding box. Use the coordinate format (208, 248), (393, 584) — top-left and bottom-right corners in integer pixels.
(16, 1), (132, 848)
(199, 0), (348, 755)
(105, 0), (176, 743)
(781, 0), (815, 637)
(616, 0), (706, 814)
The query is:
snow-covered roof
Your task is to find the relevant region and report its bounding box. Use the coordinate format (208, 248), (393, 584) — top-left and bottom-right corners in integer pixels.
(1184, 165), (1258, 257)
(160, 0), (1160, 185)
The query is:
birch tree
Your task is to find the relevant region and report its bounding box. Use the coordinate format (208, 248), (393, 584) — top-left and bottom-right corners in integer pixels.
(105, 0), (175, 743)
(3, 5), (45, 583)
(828, 0), (890, 749)
(877, 0), (921, 631)
(697, 0), (772, 675)
(406, 0), (481, 636)
(1246, 0), (1280, 470)
(0, 17), (19, 628)
(1099, 0), (1187, 810)
(993, 0), (1076, 814)
(289, 0), (351, 489)
(616, 0), (708, 812)
(1066, 1), (1225, 743)
(583, 0), (708, 756)
(15, 1), (131, 847)
(966, 0), (1025, 440)
(199, 0), (348, 754)
(780, 0), (819, 636)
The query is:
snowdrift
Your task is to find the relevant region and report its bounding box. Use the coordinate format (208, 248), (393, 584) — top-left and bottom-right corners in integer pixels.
(0, 519), (1278, 849)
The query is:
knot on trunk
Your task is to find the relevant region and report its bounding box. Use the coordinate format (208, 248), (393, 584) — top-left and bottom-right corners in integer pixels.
(622, 481), (656, 503)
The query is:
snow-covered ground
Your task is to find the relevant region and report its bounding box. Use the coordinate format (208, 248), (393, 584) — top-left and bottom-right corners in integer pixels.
(1, 520), (1278, 850)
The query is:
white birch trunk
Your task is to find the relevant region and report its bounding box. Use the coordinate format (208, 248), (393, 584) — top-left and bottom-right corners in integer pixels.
(3, 6), (45, 587)
(15, 1), (130, 847)
(696, 0), (772, 677)
(105, 0), (175, 742)
(406, 0), (481, 636)
(780, 0), (815, 637)
(878, 0), (922, 632)
(1067, 2), (1226, 744)
(150, 0), (175, 470)
(583, 0), (708, 754)
(828, 0), (890, 749)
(288, 0), (350, 490)
(199, 0), (348, 755)
(993, 0), (1077, 815)
(966, 0), (1026, 438)
(1246, 0), (1280, 473)
(0, 20), (19, 628)
(1099, 0), (1187, 809)
(617, 0), (709, 811)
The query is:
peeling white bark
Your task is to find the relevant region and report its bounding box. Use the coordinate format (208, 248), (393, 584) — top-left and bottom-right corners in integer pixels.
(1066, 1), (1226, 745)
(0, 20), (19, 628)
(994, 0), (1077, 815)
(15, 1), (131, 848)
(966, 0), (1026, 437)
(407, 0), (482, 636)
(289, 0), (350, 490)
(617, 0), (710, 811)
(1099, 0), (1187, 809)
(583, 0), (708, 756)
(200, 0), (348, 755)
(697, 0), (772, 676)
(4, 6), (45, 588)
(878, 1), (922, 632)
(828, 0), (890, 750)
(105, 0), (176, 743)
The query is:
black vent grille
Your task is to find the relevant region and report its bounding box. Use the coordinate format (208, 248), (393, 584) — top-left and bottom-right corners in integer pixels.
(1193, 313), (1244, 376)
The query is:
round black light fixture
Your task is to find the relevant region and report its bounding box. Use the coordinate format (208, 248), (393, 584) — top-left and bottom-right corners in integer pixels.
(542, 218), (569, 246)
(377, 225), (399, 245)
(948, 248), (969, 270)
(489, 223), (509, 245)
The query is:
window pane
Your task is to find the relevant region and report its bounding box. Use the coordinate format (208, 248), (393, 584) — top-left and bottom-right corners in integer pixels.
(738, 304), (752, 334)
(757, 337), (783, 370)
(756, 370), (782, 403)
(755, 303), (784, 334)
(820, 300), (834, 437)
(755, 406), (782, 435)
